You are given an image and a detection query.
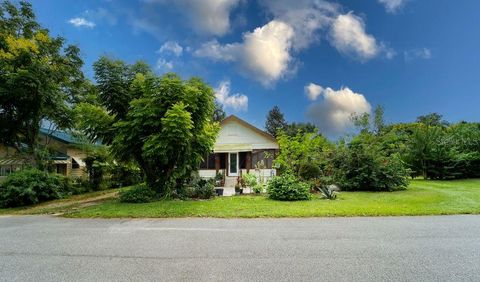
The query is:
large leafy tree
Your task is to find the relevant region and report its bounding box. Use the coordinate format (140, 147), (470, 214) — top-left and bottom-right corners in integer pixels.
(0, 1), (85, 165)
(76, 57), (219, 196)
(265, 105), (287, 137)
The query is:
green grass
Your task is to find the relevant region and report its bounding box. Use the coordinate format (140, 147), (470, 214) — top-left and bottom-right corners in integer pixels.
(0, 189), (119, 216)
(59, 179), (480, 218)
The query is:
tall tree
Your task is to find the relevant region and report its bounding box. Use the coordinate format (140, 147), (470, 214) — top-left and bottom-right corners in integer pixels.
(0, 1), (85, 166)
(212, 101), (226, 122)
(416, 113), (449, 127)
(265, 106), (287, 137)
(76, 57), (219, 197)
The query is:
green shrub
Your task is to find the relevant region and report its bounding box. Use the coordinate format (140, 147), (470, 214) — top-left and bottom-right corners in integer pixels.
(0, 168), (73, 208)
(298, 162), (321, 181)
(119, 184), (157, 203)
(252, 183), (264, 194)
(176, 172), (215, 199)
(243, 173), (257, 187)
(109, 163), (143, 188)
(267, 174), (311, 201)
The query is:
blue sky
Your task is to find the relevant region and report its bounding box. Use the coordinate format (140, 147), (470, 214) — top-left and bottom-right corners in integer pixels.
(30, 0), (480, 135)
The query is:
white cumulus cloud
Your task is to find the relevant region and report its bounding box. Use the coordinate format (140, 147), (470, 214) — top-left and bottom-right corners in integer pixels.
(329, 13), (379, 61)
(306, 85), (372, 135)
(68, 17), (96, 28)
(195, 20), (294, 86)
(158, 41), (183, 57)
(378, 0), (407, 13)
(305, 83), (324, 101)
(214, 80), (248, 111)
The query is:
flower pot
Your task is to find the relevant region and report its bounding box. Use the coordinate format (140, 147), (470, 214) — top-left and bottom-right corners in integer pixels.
(215, 188), (224, 196)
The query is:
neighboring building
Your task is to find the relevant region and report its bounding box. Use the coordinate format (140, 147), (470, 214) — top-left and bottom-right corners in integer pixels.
(0, 129), (88, 179)
(199, 115), (279, 187)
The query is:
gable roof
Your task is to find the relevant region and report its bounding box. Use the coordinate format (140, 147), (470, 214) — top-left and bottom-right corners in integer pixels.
(220, 115), (277, 143)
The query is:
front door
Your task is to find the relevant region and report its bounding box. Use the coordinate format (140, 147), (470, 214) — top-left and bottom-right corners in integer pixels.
(228, 152), (238, 176)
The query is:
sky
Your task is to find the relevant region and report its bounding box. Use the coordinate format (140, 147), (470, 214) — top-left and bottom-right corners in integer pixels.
(29, 0), (480, 136)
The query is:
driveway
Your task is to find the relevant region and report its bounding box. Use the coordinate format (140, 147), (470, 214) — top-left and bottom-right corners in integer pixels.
(0, 215), (479, 281)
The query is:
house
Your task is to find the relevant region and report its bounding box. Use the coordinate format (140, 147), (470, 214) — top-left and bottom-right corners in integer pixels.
(0, 129), (88, 179)
(199, 115), (279, 187)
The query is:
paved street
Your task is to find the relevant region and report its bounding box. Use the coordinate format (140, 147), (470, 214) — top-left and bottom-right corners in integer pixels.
(0, 215), (479, 282)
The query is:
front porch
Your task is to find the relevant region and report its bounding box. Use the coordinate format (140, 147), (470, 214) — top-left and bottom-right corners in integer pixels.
(199, 149), (277, 190)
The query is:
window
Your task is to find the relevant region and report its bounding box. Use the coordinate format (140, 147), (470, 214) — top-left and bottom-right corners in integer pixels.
(200, 153), (217, 170)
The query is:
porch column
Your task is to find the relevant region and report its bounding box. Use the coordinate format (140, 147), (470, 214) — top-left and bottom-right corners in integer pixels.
(215, 153), (220, 173)
(246, 152), (252, 173)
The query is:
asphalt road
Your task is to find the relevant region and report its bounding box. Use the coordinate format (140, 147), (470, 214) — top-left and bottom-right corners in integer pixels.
(0, 215), (479, 282)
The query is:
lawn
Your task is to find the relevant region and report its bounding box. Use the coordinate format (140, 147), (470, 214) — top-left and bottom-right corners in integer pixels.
(1, 179), (479, 218)
(58, 179), (480, 218)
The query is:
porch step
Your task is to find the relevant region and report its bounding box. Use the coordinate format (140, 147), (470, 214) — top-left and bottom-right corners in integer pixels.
(223, 176), (237, 188)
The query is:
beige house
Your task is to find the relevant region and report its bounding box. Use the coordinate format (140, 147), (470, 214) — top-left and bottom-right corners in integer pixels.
(0, 129), (87, 179)
(199, 115), (279, 187)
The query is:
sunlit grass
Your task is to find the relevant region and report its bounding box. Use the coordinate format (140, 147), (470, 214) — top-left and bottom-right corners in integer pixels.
(60, 179), (480, 218)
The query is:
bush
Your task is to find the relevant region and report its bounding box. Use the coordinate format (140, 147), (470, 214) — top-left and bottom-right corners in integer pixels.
(109, 163), (143, 188)
(176, 172), (215, 199)
(332, 141), (409, 191)
(0, 168), (74, 208)
(298, 162), (321, 181)
(243, 173), (257, 187)
(252, 183), (264, 194)
(267, 174), (311, 201)
(119, 184), (157, 203)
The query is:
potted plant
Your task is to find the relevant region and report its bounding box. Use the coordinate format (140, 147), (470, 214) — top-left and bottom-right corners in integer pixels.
(234, 183), (243, 195)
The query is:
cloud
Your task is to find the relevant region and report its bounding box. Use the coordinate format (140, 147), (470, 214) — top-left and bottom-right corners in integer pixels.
(305, 83), (324, 101)
(259, 0), (339, 50)
(195, 20), (294, 86)
(214, 80), (248, 111)
(68, 17), (96, 28)
(404, 48), (432, 62)
(143, 0), (241, 36)
(329, 13), (379, 61)
(194, 40), (239, 62)
(156, 58), (174, 73)
(306, 85), (371, 135)
(378, 0), (407, 13)
(194, 1), (390, 85)
(158, 41), (183, 57)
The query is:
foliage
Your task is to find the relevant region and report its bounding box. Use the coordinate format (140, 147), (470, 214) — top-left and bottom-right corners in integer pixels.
(416, 112), (449, 127)
(331, 135), (410, 191)
(267, 174), (311, 201)
(242, 173), (257, 187)
(84, 148), (109, 191)
(283, 122), (317, 136)
(275, 131), (332, 180)
(265, 106), (287, 137)
(0, 168), (74, 207)
(252, 183), (264, 194)
(0, 1), (86, 167)
(177, 172), (215, 199)
(317, 186), (337, 200)
(109, 162), (143, 188)
(119, 184), (157, 203)
(77, 58), (219, 197)
(213, 101), (226, 122)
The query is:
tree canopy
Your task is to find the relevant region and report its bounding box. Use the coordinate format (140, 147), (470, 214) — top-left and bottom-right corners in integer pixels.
(0, 0), (85, 166)
(76, 57), (219, 196)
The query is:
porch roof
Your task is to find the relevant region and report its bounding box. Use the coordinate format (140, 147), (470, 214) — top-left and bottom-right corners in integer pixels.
(213, 144), (252, 153)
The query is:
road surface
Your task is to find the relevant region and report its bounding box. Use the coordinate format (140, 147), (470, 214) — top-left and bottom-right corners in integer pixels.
(0, 215), (479, 281)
